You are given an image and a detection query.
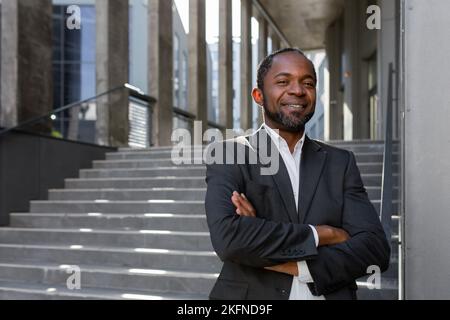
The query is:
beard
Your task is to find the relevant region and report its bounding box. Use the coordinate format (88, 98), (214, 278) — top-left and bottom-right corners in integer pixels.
(262, 99), (315, 133)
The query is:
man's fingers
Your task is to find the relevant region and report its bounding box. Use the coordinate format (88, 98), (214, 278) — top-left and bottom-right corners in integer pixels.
(239, 193), (256, 216)
(232, 192), (249, 216)
(231, 192), (244, 209)
(231, 191), (256, 217)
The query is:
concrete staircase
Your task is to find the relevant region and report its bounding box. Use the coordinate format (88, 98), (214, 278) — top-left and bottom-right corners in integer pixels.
(0, 141), (400, 300)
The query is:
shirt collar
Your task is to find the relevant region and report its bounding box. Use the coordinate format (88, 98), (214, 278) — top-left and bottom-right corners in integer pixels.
(262, 123), (306, 155)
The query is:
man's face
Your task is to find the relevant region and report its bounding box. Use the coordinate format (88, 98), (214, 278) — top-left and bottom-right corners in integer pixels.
(253, 52), (317, 132)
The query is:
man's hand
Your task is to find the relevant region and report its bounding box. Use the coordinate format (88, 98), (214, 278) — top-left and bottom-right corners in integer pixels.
(231, 191), (256, 217)
(315, 225), (350, 246)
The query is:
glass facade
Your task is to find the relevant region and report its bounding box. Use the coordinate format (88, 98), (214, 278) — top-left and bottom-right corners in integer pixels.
(52, 5), (96, 109)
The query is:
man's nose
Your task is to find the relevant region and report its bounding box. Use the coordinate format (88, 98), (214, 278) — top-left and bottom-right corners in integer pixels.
(288, 82), (306, 96)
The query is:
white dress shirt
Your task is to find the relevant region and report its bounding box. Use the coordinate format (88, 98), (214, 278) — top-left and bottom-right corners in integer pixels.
(263, 124), (325, 300)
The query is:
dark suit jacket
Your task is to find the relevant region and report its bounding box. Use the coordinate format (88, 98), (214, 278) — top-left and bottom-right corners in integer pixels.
(204, 128), (390, 300)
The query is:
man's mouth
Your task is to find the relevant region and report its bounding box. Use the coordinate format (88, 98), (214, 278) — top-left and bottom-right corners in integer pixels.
(281, 104), (307, 110)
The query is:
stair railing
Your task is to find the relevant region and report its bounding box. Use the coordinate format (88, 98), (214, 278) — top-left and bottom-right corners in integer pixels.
(0, 84), (156, 148)
(380, 63), (395, 246)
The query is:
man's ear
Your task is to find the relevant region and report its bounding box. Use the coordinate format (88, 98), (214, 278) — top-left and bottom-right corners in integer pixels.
(252, 88), (264, 106)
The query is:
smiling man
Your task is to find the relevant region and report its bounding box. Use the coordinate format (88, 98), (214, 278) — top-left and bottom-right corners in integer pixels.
(205, 48), (390, 300)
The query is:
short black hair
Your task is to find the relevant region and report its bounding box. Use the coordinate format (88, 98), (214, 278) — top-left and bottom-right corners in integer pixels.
(256, 47), (317, 90)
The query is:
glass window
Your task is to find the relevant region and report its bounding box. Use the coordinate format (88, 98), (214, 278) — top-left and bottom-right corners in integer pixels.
(52, 5), (96, 109)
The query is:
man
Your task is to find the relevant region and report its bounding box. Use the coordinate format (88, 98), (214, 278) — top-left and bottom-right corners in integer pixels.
(204, 48), (390, 300)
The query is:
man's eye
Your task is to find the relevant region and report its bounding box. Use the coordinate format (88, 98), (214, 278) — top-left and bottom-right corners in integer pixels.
(277, 80), (287, 85)
(304, 82), (315, 87)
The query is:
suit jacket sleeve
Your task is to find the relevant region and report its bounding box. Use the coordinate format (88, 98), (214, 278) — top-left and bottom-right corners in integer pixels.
(205, 147), (318, 268)
(306, 151), (391, 296)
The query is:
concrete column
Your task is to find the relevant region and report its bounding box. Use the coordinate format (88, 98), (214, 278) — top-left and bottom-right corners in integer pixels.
(188, 0), (208, 132)
(0, 0), (53, 130)
(218, 0), (233, 129)
(379, 0), (399, 140)
(402, 0), (450, 300)
(257, 15), (268, 125)
(325, 19), (344, 140)
(148, 0), (173, 146)
(96, 0), (129, 147)
(240, 0), (252, 130)
(269, 28), (280, 52)
(342, 0), (364, 140)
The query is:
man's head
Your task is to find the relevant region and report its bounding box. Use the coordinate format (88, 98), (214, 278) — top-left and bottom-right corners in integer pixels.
(252, 48), (317, 133)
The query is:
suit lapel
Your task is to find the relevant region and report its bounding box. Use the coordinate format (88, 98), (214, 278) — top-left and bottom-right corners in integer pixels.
(248, 128), (299, 223)
(272, 158), (299, 223)
(298, 137), (327, 223)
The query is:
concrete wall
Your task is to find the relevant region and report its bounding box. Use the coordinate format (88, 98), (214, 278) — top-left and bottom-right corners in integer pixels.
(326, 0), (395, 141)
(402, 0), (450, 300)
(0, 131), (114, 226)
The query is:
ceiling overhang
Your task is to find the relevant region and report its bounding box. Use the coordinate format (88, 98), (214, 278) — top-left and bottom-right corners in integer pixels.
(257, 0), (345, 50)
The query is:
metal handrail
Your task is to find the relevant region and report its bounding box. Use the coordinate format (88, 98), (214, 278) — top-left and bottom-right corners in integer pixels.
(173, 107), (196, 121)
(380, 63), (394, 245)
(0, 83), (155, 137)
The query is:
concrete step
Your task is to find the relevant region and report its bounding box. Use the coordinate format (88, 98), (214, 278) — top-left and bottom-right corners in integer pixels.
(48, 188), (207, 201)
(0, 263), (217, 296)
(29, 199), (394, 216)
(92, 159), (205, 169)
(79, 167), (206, 179)
(354, 153), (399, 163)
(9, 213), (399, 243)
(107, 149), (399, 162)
(356, 277), (398, 300)
(107, 150), (206, 160)
(0, 228), (214, 251)
(55, 185), (396, 202)
(65, 177), (207, 189)
(366, 186), (399, 200)
(92, 158), (397, 171)
(65, 175), (386, 190)
(372, 200), (399, 214)
(117, 146), (205, 153)
(0, 244), (222, 273)
(79, 163), (391, 179)
(361, 174), (399, 187)
(29, 200), (206, 214)
(118, 141), (399, 154)
(10, 213), (209, 232)
(0, 280), (207, 300)
(354, 163), (399, 174)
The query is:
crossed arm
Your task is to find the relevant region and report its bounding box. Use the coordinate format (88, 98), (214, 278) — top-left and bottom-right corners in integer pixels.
(231, 191), (350, 276)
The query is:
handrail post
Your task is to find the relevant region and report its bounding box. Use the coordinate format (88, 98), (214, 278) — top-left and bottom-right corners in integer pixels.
(380, 63), (394, 247)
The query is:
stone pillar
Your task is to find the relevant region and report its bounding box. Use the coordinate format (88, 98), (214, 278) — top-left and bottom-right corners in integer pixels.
(148, 0), (173, 146)
(218, 0), (233, 130)
(325, 19), (344, 140)
(402, 0), (450, 300)
(257, 15), (268, 125)
(240, 0), (252, 130)
(188, 0), (208, 133)
(269, 28), (280, 52)
(0, 0), (53, 130)
(379, 0), (399, 140)
(96, 0), (129, 147)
